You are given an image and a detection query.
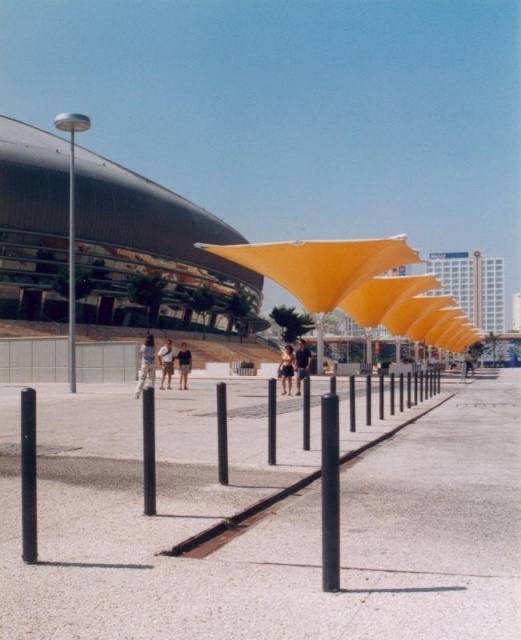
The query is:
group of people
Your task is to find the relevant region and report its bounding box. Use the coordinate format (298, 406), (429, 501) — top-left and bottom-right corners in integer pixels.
(135, 335), (192, 399)
(278, 339), (313, 396)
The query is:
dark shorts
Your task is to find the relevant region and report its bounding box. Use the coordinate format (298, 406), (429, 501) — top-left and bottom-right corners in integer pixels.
(296, 367), (309, 379)
(281, 365), (294, 377)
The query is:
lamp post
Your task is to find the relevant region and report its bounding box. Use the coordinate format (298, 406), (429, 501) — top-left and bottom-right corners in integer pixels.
(54, 113), (91, 393)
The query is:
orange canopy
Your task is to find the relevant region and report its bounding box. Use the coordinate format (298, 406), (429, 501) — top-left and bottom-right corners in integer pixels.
(337, 274), (440, 329)
(382, 295), (457, 337)
(195, 237), (421, 313)
(406, 308), (463, 342)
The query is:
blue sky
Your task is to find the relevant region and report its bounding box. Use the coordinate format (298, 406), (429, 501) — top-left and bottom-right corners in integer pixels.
(2, 0), (519, 326)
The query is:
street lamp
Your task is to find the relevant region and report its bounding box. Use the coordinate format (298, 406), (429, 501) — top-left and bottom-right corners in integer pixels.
(54, 113), (91, 393)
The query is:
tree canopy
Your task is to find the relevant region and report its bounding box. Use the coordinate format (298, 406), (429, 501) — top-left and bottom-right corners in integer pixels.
(269, 305), (315, 343)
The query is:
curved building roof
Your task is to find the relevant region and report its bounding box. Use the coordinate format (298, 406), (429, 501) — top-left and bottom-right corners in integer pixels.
(0, 115), (263, 291)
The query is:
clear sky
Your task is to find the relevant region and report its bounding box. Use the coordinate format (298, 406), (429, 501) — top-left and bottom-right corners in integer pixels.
(2, 0), (519, 327)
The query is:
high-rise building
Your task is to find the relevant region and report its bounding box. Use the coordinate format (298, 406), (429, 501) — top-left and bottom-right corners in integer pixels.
(513, 293), (521, 332)
(424, 251), (505, 334)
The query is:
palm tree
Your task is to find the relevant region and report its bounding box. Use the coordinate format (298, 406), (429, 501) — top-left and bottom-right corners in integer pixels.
(190, 286), (215, 340)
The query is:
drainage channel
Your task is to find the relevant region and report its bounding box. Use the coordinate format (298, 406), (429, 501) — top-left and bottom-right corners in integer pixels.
(159, 394), (455, 560)
(158, 397), (451, 560)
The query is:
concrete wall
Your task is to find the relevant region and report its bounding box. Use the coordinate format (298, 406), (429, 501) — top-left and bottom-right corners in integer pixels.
(0, 337), (137, 383)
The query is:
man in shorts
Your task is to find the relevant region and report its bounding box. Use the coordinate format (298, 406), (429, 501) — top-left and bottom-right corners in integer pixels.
(295, 339), (313, 396)
(158, 339), (175, 390)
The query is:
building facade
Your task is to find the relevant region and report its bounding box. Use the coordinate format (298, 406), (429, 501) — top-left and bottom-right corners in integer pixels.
(0, 116), (266, 333)
(425, 251), (505, 334)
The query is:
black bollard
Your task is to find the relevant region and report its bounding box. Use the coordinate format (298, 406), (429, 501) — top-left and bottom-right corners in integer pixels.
(268, 378), (277, 464)
(303, 376), (311, 451)
(438, 369), (441, 394)
(419, 370), (424, 402)
(390, 372), (395, 416)
(399, 373), (404, 412)
(430, 369), (435, 396)
(217, 382), (229, 484)
(366, 375), (372, 426)
(379, 372), (385, 420)
(321, 393), (340, 593)
(425, 369), (429, 400)
(143, 387), (156, 516)
(414, 370), (418, 405)
(330, 376), (336, 394)
(21, 387), (37, 564)
(406, 372), (412, 409)
(349, 375), (356, 432)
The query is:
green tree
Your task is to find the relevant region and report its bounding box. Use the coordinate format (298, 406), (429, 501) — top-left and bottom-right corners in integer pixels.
(127, 273), (166, 329)
(227, 293), (251, 342)
(190, 285), (215, 340)
(269, 305), (315, 343)
(52, 265), (94, 301)
(484, 332), (498, 366)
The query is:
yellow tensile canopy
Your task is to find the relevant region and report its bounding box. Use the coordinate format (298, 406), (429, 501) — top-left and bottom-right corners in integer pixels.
(195, 237), (421, 313)
(424, 315), (468, 346)
(338, 274), (440, 329)
(405, 307), (463, 342)
(382, 294), (457, 337)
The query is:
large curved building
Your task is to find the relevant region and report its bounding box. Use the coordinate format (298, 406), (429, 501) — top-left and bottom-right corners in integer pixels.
(0, 115), (265, 332)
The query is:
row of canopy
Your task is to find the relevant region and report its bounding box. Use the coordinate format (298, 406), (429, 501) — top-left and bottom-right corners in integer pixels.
(195, 236), (484, 364)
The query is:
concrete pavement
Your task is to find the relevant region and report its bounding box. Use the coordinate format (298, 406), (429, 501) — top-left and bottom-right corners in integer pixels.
(0, 369), (519, 639)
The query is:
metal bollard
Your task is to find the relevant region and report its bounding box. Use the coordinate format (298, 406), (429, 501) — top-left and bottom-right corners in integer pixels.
(425, 369), (429, 400)
(330, 376), (336, 394)
(366, 375), (372, 426)
(390, 372), (395, 416)
(21, 387), (38, 564)
(303, 376), (311, 451)
(414, 371), (418, 405)
(399, 373), (404, 412)
(143, 387), (156, 516)
(407, 372), (412, 409)
(217, 383), (229, 484)
(379, 372), (385, 420)
(419, 370), (424, 402)
(321, 393), (340, 592)
(438, 369), (441, 394)
(268, 378), (277, 464)
(349, 375), (356, 432)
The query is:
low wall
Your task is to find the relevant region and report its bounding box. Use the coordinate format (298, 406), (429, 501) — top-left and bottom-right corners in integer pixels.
(0, 337), (137, 383)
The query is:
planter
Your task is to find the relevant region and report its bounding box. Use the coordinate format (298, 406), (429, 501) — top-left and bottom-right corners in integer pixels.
(236, 367), (257, 376)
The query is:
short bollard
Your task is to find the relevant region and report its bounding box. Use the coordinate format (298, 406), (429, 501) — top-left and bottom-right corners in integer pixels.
(330, 376), (336, 394)
(399, 373), (404, 412)
(21, 387), (38, 564)
(414, 371), (418, 405)
(303, 376), (311, 451)
(424, 370), (429, 400)
(438, 369), (441, 394)
(390, 372), (395, 416)
(143, 387), (156, 516)
(268, 378), (277, 464)
(322, 393), (340, 593)
(419, 371), (424, 402)
(349, 375), (356, 432)
(406, 372), (412, 409)
(217, 382), (229, 484)
(379, 373), (385, 420)
(366, 375), (372, 426)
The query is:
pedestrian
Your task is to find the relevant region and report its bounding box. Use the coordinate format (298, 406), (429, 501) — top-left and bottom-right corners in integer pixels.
(135, 334), (156, 399)
(279, 344), (296, 395)
(157, 338), (175, 390)
(295, 338), (313, 395)
(176, 342), (192, 390)
(464, 352), (475, 377)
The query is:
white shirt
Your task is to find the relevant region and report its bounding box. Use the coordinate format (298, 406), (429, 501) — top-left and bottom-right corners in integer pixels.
(158, 345), (174, 363)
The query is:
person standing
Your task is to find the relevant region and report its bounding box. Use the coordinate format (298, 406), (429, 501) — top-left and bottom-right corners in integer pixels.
(279, 344), (297, 395)
(295, 339), (313, 396)
(135, 334), (156, 399)
(464, 352), (475, 378)
(176, 342), (192, 390)
(158, 338), (175, 390)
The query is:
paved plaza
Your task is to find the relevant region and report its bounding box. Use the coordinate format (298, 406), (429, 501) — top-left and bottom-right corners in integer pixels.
(0, 369), (519, 639)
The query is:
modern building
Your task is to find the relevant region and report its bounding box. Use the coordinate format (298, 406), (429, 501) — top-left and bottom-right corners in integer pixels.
(424, 251), (505, 334)
(513, 293), (521, 332)
(0, 115), (267, 333)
